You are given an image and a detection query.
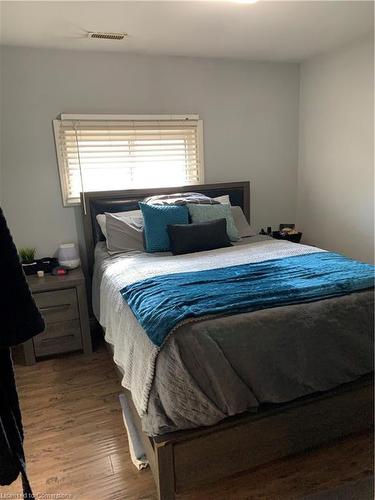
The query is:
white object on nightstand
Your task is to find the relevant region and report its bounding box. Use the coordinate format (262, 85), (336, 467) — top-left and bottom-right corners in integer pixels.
(58, 243), (80, 269)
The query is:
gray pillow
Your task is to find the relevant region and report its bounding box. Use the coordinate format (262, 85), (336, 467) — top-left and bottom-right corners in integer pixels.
(231, 206), (257, 238)
(97, 210), (144, 240)
(105, 212), (145, 254)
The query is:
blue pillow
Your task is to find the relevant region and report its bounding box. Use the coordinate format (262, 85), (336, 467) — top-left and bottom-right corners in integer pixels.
(139, 202), (189, 252)
(187, 203), (240, 241)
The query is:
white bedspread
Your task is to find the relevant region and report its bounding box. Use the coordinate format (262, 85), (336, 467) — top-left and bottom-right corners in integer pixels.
(99, 239), (324, 416)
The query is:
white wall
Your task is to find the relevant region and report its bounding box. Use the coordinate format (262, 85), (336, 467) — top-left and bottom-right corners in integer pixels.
(298, 36), (374, 263)
(1, 46), (299, 260)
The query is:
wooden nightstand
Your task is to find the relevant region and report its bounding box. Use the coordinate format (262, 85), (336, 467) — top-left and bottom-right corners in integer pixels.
(22, 268), (92, 364)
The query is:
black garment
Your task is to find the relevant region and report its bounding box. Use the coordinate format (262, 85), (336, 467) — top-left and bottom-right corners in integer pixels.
(0, 207), (45, 496)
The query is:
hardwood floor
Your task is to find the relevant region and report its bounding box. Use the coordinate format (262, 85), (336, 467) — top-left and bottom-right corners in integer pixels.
(2, 344), (373, 500)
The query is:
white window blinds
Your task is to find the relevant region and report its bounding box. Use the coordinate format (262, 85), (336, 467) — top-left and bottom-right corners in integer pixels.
(53, 115), (204, 206)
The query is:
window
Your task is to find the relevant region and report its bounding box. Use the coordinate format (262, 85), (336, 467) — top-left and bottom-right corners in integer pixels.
(53, 114), (204, 206)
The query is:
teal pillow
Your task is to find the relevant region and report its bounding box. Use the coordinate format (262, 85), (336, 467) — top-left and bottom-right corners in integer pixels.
(139, 202), (189, 252)
(187, 203), (240, 241)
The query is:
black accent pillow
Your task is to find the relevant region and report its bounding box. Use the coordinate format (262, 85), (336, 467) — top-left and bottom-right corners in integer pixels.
(167, 218), (232, 255)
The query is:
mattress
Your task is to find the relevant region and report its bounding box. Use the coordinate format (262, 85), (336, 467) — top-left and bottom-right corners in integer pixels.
(93, 239), (374, 436)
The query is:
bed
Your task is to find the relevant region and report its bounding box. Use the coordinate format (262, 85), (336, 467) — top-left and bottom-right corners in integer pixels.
(82, 182), (374, 500)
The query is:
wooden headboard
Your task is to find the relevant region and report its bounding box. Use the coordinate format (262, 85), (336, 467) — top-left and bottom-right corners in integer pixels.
(81, 181), (250, 274)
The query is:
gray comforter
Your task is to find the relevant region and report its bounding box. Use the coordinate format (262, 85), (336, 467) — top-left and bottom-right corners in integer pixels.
(93, 239), (374, 436)
(144, 290), (373, 435)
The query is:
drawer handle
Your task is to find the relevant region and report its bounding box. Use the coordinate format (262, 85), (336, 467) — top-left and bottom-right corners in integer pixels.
(39, 303), (71, 313)
(39, 334), (75, 344)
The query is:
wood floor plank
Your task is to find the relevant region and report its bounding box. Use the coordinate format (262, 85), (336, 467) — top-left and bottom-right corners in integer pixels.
(2, 344), (372, 499)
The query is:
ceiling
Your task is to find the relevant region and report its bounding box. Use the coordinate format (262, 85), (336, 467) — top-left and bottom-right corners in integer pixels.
(0, 1), (373, 62)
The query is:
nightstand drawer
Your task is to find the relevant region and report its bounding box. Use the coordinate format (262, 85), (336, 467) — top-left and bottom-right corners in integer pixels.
(34, 288), (79, 323)
(22, 268), (92, 364)
(33, 319), (82, 357)
(33, 288), (82, 357)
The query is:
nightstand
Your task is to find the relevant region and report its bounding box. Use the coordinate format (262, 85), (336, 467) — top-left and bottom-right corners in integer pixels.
(272, 231), (303, 243)
(21, 268), (92, 364)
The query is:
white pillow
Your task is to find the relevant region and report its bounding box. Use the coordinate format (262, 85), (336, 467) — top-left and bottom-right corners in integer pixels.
(214, 195), (230, 204)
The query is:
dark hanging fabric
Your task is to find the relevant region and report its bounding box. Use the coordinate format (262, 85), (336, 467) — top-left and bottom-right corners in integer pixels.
(0, 207), (45, 498)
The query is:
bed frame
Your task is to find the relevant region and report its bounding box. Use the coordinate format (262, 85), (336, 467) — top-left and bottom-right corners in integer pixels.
(81, 181), (373, 500)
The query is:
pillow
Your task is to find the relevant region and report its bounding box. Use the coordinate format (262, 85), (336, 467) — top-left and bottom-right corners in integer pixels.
(231, 206), (256, 238)
(96, 213), (108, 239)
(144, 192), (219, 205)
(104, 213), (145, 254)
(213, 195), (230, 204)
(212, 196), (256, 238)
(139, 202), (189, 252)
(167, 219), (232, 255)
(96, 210), (144, 240)
(187, 203), (240, 242)
(114, 209), (144, 226)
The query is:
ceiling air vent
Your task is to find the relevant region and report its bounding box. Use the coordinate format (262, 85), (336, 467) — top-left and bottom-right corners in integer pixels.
(88, 32), (128, 41)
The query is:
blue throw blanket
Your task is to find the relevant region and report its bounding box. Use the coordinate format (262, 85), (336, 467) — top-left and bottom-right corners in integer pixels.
(121, 252), (374, 348)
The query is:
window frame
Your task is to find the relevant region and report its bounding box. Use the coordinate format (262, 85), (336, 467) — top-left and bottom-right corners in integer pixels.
(53, 114), (205, 207)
